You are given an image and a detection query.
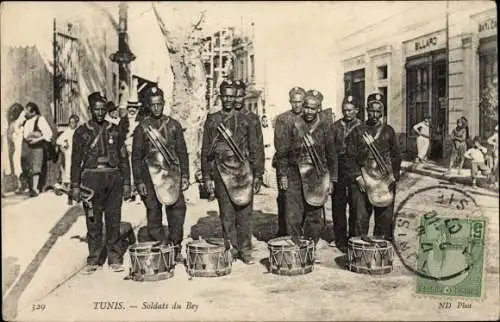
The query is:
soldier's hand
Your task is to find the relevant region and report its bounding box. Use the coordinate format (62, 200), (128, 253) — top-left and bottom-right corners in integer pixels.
(356, 176), (366, 193)
(136, 183), (148, 197)
(70, 187), (81, 202)
(329, 182), (335, 195)
(253, 177), (262, 194)
(123, 185), (132, 200)
(278, 176), (288, 191)
(181, 177), (190, 191)
(205, 180), (215, 198)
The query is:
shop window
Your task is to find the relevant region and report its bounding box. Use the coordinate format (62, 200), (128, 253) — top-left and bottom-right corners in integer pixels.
(377, 65), (388, 80)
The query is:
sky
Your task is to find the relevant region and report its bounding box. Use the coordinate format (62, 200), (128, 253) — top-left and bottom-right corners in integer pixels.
(1, 1), (457, 118)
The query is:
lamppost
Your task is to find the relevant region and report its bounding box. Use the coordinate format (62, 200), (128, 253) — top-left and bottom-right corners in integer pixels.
(110, 2), (136, 97)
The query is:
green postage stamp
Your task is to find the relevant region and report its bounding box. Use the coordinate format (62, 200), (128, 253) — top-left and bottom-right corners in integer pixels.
(415, 216), (486, 298)
(394, 186), (486, 299)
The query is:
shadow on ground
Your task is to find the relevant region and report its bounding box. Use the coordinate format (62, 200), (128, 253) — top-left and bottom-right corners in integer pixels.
(190, 210), (224, 240)
(3, 203), (84, 320)
(2, 256), (20, 297)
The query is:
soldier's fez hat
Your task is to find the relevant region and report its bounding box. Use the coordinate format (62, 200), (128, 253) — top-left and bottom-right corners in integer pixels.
(304, 89), (324, 105)
(366, 92), (384, 109)
(342, 95), (359, 109)
(289, 86), (306, 99)
(88, 92), (107, 107)
(144, 86), (164, 101)
(219, 79), (236, 94)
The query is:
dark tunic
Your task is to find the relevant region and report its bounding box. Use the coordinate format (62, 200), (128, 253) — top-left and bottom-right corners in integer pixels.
(131, 115), (189, 247)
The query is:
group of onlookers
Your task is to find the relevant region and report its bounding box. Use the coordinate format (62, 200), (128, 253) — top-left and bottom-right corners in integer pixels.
(413, 115), (498, 187)
(2, 102), (58, 197)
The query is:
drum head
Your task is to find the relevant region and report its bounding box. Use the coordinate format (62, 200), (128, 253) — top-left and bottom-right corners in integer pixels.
(129, 241), (157, 253)
(187, 239), (224, 251)
(205, 237), (226, 246)
(348, 236), (391, 248)
(268, 236), (311, 248)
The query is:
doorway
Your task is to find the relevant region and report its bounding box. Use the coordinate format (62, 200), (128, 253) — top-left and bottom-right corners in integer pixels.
(344, 68), (366, 121)
(406, 51), (447, 160)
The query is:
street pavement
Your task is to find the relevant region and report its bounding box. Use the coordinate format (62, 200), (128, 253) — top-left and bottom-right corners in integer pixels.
(4, 172), (500, 321)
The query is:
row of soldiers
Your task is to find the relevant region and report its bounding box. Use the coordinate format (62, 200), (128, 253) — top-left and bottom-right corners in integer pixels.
(69, 78), (401, 274)
(273, 87), (401, 254)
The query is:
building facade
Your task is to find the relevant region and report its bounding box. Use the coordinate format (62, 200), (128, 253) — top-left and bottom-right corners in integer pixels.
(337, 1), (497, 160)
(201, 23), (265, 116)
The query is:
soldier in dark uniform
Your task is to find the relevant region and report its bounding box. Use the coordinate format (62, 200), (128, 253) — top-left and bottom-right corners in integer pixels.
(201, 80), (264, 264)
(273, 86), (306, 237)
(132, 86), (190, 262)
(71, 92), (131, 274)
(351, 92), (402, 240)
(330, 95), (363, 252)
(234, 80), (265, 194)
(278, 90), (337, 247)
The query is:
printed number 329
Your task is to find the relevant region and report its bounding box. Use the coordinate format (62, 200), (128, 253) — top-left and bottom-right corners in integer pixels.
(32, 304), (46, 312)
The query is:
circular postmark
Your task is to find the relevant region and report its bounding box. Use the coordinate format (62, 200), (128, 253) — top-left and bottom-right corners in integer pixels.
(393, 186), (485, 282)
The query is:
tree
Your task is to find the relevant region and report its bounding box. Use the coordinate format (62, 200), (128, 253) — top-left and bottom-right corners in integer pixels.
(152, 4), (208, 178)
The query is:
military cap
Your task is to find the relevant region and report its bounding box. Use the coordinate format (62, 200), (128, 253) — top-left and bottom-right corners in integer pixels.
(219, 79), (236, 93)
(289, 86), (306, 99)
(304, 89), (324, 105)
(366, 92), (384, 108)
(88, 91), (107, 106)
(144, 86), (164, 100)
(106, 101), (117, 112)
(342, 94), (359, 108)
(234, 80), (247, 91)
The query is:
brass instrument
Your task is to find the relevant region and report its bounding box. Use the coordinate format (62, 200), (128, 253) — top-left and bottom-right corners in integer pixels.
(143, 124), (181, 206)
(53, 183), (95, 219)
(360, 132), (395, 207)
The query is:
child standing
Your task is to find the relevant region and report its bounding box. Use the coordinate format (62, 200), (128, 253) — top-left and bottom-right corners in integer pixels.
(464, 136), (491, 187)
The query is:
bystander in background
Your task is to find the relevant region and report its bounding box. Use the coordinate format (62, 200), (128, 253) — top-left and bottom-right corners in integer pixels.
(446, 116), (469, 175)
(22, 102), (53, 197)
(487, 124), (498, 185)
(412, 115), (431, 163)
(5, 103), (27, 194)
(464, 136), (491, 188)
(56, 114), (80, 204)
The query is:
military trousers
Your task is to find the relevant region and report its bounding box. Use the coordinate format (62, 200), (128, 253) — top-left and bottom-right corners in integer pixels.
(350, 183), (395, 241)
(82, 169), (123, 266)
(141, 173), (186, 250)
(331, 180), (356, 246)
(213, 169), (252, 256)
(284, 166), (323, 244)
(276, 172), (287, 237)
